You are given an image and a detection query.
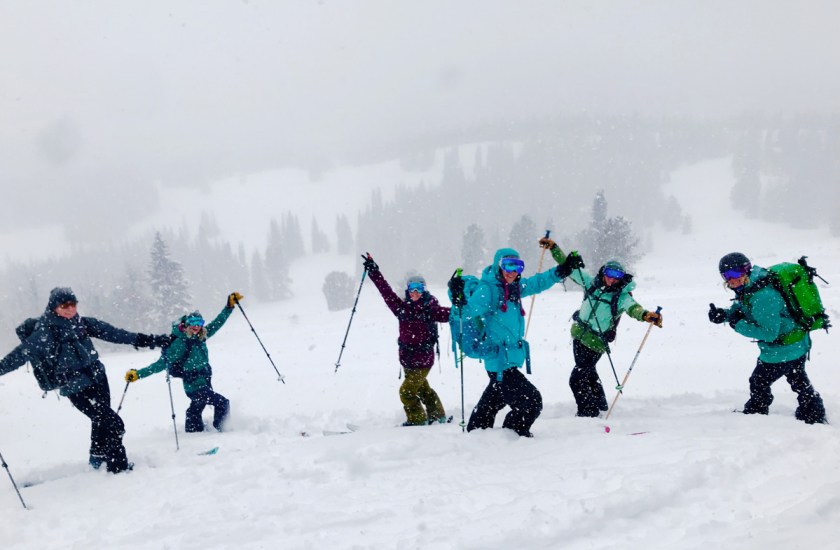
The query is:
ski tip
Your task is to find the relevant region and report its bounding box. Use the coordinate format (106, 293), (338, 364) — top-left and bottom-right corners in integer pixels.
(198, 446), (220, 456)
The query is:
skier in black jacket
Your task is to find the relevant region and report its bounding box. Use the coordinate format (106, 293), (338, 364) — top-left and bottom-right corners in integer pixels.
(0, 287), (171, 473)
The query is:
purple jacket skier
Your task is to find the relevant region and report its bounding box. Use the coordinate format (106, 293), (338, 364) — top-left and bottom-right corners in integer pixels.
(363, 253), (451, 426)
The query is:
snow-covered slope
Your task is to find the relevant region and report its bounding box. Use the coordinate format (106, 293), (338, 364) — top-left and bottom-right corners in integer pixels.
(1, 158), (839, 549)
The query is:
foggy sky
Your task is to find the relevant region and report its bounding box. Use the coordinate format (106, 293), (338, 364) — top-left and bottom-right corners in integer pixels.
(2, 1), (839, 233)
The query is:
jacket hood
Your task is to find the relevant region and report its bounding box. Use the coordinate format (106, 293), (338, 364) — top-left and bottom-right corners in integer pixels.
(482, 248), (522, 284)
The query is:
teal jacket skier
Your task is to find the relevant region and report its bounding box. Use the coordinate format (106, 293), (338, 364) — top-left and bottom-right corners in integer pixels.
(448, 247), (580, 436)
(709, 253), (825, 424)
(126, 292), (243, 432)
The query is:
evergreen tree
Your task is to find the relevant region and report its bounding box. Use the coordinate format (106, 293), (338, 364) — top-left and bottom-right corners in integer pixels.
(147, 232), (192, 327)
(577, 191), (641, 269)
(461, 224), (487, 276)
(311, 217), (330, 253)
(250, 250), (271, 301)
(265, 219), (292, 300)
(508, 215), (538, 272)
(336, 214), (353, 255)
(281, 212), (306, 259)
(111, 264), (152, 331)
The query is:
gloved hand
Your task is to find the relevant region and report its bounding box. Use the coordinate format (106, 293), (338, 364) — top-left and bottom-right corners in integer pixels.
(448, 271), (467, 308)
(125, 370), (139, 383)
(361, 253), (378, 272)
(133, 333), (155, 349)
(708, 303), (727, 324)
(643, 310), (663, 328)
(153, 334), (176, 348)
(555, 251), (585, 278)
(539, 237), (557, 249)
(728, 308), (746, 329)
(227, 292), (244, 308)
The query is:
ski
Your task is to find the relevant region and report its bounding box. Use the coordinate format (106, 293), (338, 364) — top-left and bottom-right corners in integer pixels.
(198, 446), (219, 456)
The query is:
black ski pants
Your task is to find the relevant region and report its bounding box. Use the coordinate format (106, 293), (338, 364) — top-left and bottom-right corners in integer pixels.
(67, 382), (129, 473)
(743, 355), (826, 424)
(467, 367), (542, 437)
(569, 339), (609, 417)
(185, 383), (230, 432)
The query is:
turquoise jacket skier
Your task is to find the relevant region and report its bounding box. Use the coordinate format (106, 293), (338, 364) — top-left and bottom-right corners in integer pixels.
(724, 266), (811, 363)
(452, 247), (567, 377)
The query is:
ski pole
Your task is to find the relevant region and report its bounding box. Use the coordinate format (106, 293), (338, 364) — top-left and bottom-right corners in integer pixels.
(234, 301), (285, 383)
(0, 450), (27, 510)
(454, 268), (467, 433)
(335, 263), (368, 373)
(116, 381), (130, 416)
(165, 373), (181, 451)
(604, 306), (662, 427)
(524, 230), (551, 340)
(576, 266), (623, 393)
(160, 351), (180, 451)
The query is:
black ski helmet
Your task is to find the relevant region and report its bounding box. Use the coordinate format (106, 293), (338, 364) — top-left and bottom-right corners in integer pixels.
(718, 252), (752, 277)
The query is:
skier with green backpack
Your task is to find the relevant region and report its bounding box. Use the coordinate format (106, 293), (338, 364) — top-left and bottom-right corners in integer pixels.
(709, 253), (828, 424)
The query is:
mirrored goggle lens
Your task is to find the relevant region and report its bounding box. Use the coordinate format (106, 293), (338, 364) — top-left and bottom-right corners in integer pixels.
(185, 317), (205, 327)
(722, 269), (746, 281)
(499, 258), (525, 273)
(407, 283), (425, 293)
(603, 267), (625, 279)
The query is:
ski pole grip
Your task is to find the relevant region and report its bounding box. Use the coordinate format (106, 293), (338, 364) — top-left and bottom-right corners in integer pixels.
(544, 230), (550, 239)
(655, 306), (662, 314)
(455, 268), (463, 278)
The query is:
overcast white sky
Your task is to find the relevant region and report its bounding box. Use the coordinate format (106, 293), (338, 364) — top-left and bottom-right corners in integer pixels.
(1, 1), (839, 232)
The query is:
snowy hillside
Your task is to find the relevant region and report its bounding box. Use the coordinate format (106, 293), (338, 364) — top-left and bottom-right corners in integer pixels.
(1, 157), (839, 550)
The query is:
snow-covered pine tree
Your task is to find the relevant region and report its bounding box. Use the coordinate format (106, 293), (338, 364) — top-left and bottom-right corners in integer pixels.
(111, 263), (152, 331)
(461, 223), (487, 276)
(250, 250), (271, 301)
(147, 232), (192, 327)
(281, 212), (306, 260)
(336, 214), (353, 254)
(577, 191), (641, 269)
(311, 217), (330, 254)
(508, 215), (538, 273)
(265, 219), (292, 300)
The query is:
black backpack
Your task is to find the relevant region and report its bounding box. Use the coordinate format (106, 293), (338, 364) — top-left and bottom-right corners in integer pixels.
(16, 318), (65, 392)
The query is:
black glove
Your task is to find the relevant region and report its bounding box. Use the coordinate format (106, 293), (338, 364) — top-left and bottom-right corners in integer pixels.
(153, 334), (177, 348)
(448, 271), (467, 308)
(133, 333), (154, 349)
(728, 309), (745, 329)
(361, 253), (378, 272)
(555, 251), (585, 278)
(708, 303), (727, 324)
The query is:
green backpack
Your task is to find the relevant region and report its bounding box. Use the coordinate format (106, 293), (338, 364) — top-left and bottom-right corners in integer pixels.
(754, 257), (830, 343)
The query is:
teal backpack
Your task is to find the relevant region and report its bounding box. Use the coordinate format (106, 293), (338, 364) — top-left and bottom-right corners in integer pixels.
(449, 275), (496, 360)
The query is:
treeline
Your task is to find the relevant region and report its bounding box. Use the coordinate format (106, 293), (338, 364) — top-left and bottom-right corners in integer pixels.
(0, 212), (354, 348)
(356, 115), (722, 284)
(730, 115), (840, 234)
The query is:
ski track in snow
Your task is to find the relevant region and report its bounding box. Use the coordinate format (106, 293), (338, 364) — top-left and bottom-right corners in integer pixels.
(1, 157), (840, 549)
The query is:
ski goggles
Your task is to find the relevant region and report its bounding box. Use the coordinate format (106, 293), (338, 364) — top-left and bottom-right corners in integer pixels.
(721, 268), (747, 281)
(603, 267), (626, 279)
(185, 316), (205, 327)
(407, 282), (425, 293)
(499, 258), (525, 274)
